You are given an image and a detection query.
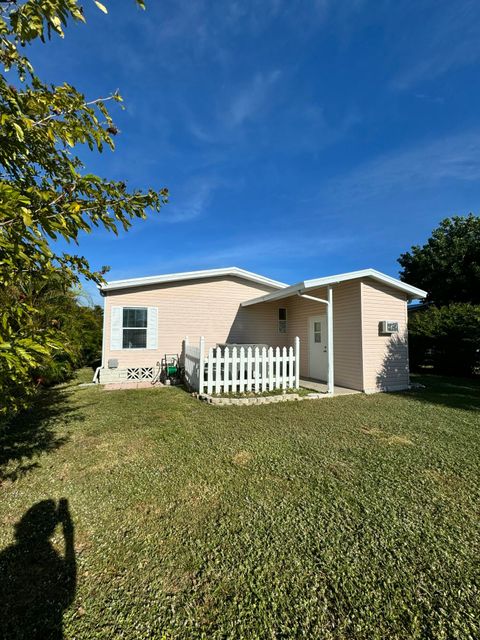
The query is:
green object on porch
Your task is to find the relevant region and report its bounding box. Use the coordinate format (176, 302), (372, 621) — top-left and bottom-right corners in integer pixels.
(167, 365), (177, 376)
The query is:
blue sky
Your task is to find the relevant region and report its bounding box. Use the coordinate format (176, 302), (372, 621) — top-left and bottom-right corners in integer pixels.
(28, 0), (480, 302)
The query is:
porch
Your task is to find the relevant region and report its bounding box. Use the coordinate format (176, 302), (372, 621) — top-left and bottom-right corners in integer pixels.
(184, 336), (301, 395)
(299, 378), (361, 396)
(235, 277), (368, 394)
(183, 336), (358, 397)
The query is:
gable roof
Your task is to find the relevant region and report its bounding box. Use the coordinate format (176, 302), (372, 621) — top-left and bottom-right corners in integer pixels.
(241, 268), (427, 306)
(100, 266), (288, 293)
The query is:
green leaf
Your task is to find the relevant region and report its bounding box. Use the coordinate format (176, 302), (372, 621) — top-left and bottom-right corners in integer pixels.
(20, 207), (32, 225)
(13, 122), (24, 141)
(94, 1), (108, 14)
(50, 15), (64, 37)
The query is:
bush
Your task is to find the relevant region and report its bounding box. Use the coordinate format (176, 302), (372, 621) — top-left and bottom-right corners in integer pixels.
(0, 274), (103, 422)
(408, 304), (480, 376)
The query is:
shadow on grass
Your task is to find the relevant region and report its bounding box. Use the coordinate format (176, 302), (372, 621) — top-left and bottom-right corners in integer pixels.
(0, 498), (76, 640)
(0, 388), (83, 483)
(376, 333), (480, 412)
(405, 374), (480, 412)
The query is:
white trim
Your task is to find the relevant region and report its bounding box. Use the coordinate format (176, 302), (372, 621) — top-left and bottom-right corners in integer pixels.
(327, 285), (334, 394)
(299, 292), (329, 305)
(241, 268), (427, 306)
(146, 307), (158, 350)
(242, 283), (306, 306)
(100, 267), (288, 293)
(101, 295), (107, 368)
(303, 269), (427, 299)
(300, 292), (333, 395)
(110, 306), (123, 351)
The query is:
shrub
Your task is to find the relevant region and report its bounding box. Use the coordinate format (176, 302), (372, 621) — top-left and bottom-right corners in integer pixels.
(408, 304), (480, 376)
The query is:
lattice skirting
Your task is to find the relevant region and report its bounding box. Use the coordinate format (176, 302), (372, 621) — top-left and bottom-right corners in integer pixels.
(126, 367), (155, 381)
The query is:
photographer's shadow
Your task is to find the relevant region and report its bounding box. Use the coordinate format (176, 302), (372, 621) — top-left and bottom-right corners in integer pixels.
(0, 499), (76, 640)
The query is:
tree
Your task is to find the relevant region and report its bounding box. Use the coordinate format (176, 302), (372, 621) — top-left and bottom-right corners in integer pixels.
(0, 0), (167, 418)
(398, 215), (480, 305)
(408, 304), (480, 376)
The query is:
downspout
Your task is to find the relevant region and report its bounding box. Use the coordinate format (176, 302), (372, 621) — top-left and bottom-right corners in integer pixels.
(93, 289), (107, 384)
(297, 286), (334, 395)
(101, 290), (106, 369)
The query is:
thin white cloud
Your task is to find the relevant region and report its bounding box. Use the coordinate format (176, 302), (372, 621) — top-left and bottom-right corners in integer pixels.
(224, 70), (282, 128)
(102, 227), (360, 285)
(393, 0), (480, 89)
(326, 130), (480, 203)
(184, 82), (360, 155)
(109, 231), (358, 279)
(162, 176), (219, 223)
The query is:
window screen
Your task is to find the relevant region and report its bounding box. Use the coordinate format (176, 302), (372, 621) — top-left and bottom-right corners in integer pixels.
(122, 308), (147, 348)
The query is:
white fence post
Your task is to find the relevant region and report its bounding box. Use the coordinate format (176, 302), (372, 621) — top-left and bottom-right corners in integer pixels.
(183, 335), (188, 377)
(207, 347), (214, 395)
(288, 346), (294, 388)
(224, 347), (230, 394)
(231, 347), (238, 393)
(277, 347), (280, 389)
(247, 347), (253, 391)
(238, 347), (245, 393)
(295, 336), (300, 389)
(261, 347), (267, 392)
(199, 336), (205, 394)
(254, 347), (260, 391)
(214, 347), (222, 394)
(281, 346), (287, 389)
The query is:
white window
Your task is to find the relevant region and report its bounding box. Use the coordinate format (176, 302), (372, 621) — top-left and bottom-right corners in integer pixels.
(122, 308), (147, 349)
(110, 306), (158, 351)
(278, 307), (287, 333)
(314, 321), (322, 343)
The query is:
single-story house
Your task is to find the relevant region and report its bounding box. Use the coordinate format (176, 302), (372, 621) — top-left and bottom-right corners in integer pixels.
(97, 266), (426, 394)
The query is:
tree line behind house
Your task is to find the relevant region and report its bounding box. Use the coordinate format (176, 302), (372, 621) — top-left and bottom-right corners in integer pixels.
(400, 214), (480, 377)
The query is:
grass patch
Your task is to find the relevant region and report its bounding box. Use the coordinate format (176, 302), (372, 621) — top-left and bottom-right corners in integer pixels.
(0, 372), (479, 639)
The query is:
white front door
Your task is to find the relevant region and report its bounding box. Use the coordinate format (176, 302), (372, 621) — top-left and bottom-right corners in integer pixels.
(309, 315), (328, 380)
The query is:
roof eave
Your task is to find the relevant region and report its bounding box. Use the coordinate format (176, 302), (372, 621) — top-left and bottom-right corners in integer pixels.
(100, 266), (288, 293)
(241, 282), (306, 306)
(241, 269), (427, 306)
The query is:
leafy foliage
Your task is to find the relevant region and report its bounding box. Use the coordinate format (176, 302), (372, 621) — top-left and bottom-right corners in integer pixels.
(398, 214), (480, 305)
(408, 303), (480, 376)
(0, 1), (166, 418)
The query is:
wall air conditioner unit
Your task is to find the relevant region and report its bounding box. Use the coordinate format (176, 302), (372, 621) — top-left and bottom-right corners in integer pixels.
(379, 321), (399, 334)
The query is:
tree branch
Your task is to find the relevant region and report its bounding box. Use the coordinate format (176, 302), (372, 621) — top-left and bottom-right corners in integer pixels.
(31, 93), (119, 128)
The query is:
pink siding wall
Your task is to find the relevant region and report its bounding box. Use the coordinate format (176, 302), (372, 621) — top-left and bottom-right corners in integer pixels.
(103, 276), (281, 368)
(283, 281), (364, 390)
(361, 279), (409, 392)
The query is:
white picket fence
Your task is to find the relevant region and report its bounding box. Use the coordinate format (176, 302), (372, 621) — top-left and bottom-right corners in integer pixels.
(184, 336), (300, 394)
(184, 339), (201, 391)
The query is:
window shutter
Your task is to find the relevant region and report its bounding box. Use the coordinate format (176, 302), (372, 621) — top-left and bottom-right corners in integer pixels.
(110, 306), (123, 350)
(147, 307), (158, 349)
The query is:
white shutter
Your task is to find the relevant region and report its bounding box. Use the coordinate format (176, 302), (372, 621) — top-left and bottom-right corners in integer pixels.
(147, 307), (158, 349)
(110, 306), (123, 350)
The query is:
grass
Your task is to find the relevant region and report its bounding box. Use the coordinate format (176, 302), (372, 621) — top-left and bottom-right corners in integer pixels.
(0, 371), (479, 639)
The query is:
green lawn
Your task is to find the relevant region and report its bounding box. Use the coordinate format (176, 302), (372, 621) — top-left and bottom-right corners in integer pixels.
(0, 373), (479, 639)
